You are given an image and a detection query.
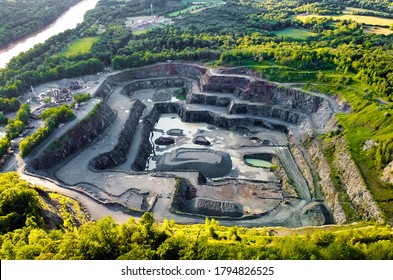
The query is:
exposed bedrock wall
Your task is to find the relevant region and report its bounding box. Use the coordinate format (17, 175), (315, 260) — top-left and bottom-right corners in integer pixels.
(131, 107), (160, 171)
(306, 139), (347, 224)
(333, 137), (384, 223)
(121, 77), (187, 96)
(32, 102), (116, 170)
(94, 76), (116, 101)
(110, 63), (207, 83)
(201, 74), (323, 114)
(228, 103), (306, 126)
(89, 100), (146, 170)
(186, 92), (233, 107)
(306, 137), (384, 224)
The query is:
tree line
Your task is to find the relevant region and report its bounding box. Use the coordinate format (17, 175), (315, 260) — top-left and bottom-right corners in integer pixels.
(19, 105), (75, 158)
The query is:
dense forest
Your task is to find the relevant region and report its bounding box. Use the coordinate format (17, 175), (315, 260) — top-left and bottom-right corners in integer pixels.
(0, 173), (392, 260)
(0, 0), (82, 49)
(1, 0), (393, 259)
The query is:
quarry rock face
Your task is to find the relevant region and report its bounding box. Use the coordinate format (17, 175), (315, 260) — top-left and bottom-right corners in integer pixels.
(89, 99), (146, 170)
(190, 198), (244, 218)
(306, 139), (347, 224)
(382, 161), (393, 185)
(334, 137), (383, 223)
(32, 102), (115, 170)
(301, 202), (333, 226)
(306, 136), (383, 224)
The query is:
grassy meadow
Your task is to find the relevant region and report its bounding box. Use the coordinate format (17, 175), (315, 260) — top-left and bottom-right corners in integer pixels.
(274, 28), (317, 40)
(59, 37), (99, 57)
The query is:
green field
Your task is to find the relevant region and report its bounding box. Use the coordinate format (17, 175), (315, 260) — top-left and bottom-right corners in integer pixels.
(296, 7), (393, 27)
(169, 5), (204, 17)
(59, 37), (99, 57)
(274, 28), (317, 39)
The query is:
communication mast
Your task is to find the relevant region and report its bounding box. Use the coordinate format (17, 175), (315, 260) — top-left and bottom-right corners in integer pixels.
(151, 3), (153, 17)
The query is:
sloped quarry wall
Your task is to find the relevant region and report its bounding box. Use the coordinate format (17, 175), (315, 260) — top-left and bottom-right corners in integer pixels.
(333, 137), (384, 223)
(228, 102), (306, 126)
(306, 137), (384, 224)
(110, 63), (207, 83)
(121, 77), (186, 96)
(306, 139), (347, 224)
(89, 100), (146, 170)
(187, 198), (244, 218)
(32, 102), (115, 170)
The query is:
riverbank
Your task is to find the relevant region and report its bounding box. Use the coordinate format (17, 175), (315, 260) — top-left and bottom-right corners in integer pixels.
(0, 0), (100, 68)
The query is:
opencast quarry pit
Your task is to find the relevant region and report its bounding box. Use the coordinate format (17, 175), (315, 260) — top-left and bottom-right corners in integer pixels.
(27, 63), (347, 227)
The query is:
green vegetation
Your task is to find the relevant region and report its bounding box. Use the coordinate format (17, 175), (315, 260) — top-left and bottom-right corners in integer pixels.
(274, 28), (317, 40)
(0, 172), (86, 237)
(0, 98), (20, 112)
(59, 37), (100, 57)
(0, 173), (40, 234)
(0, 137), (10, 159)
(303, 81), (393, 223)
(73, 93), (91, 104)
(174, 88), (186, 100)
(19, 105), (75, 157)
(5, 103), (31, 139)
(0, 112), (7, 125)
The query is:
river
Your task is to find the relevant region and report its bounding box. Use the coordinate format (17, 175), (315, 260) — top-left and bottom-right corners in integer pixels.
(0, 0), (100, 69)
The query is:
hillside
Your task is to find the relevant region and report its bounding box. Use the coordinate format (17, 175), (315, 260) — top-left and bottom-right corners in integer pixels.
(0, 172), (88, 234)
